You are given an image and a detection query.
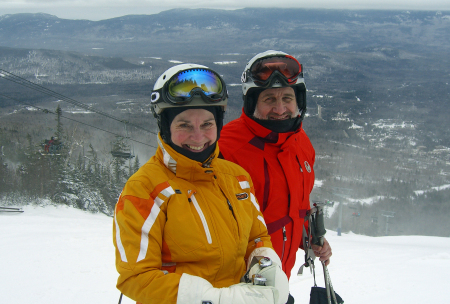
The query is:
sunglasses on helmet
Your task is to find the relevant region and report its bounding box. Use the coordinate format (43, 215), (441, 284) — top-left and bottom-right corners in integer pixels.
(247, 55), (302, 86)
(152, 68), (227, 105)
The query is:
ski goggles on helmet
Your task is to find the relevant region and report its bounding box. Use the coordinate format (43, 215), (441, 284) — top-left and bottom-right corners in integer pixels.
(244, 55), (302, 87)
(152, 68), (227, 105)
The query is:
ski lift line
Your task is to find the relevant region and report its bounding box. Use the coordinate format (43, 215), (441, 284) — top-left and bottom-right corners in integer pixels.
(0, 69), (157, 135)
(315, 186), (351, 202)
(0, 69), (123, 120)
(0, 93), (157, 149)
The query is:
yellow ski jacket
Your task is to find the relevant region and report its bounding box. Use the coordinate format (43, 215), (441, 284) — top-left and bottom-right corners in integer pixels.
(113, 136), (273, 304)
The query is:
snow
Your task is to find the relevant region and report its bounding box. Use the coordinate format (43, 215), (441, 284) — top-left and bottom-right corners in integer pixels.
(213, 61), (238, 65)
(415, 183), (450, 195)
(432, 184), (450, 191)
(1, 205), (449, 304)
(372, 120), (415, 130)
(314, 179), (324, 187)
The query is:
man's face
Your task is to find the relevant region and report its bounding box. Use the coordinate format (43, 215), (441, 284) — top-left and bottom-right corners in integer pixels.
(253, 87), (299, 120)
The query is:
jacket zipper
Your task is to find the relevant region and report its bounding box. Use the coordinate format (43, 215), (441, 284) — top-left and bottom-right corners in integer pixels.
(190, 192), (213, 244)
(216, 180), (239, 238)
(281, 226), (287, 261)
(227, 199), (236, 219)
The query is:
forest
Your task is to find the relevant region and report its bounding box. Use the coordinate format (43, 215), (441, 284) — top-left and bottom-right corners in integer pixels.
(0, 102), (145, 215)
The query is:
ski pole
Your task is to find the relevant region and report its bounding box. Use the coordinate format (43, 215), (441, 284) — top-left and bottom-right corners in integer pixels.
(322, 261), (338, 304)
(310, 202), (339, 304)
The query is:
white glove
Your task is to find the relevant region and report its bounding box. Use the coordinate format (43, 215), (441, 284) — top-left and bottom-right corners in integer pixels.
(177, 273), (279, 304)
(247, 247), (290, 304)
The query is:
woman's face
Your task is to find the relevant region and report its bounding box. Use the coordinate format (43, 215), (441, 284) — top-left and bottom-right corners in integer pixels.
(170, 109), (217, 153)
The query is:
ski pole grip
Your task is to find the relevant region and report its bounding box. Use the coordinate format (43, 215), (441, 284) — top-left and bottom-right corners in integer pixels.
(311, 204), (326, 246)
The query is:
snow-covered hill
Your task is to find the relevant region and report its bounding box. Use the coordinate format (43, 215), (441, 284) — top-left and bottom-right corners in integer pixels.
(1, 205), (449, 303)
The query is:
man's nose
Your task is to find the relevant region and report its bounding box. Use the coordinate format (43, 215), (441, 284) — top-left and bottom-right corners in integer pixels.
(272, 100), (286, 114)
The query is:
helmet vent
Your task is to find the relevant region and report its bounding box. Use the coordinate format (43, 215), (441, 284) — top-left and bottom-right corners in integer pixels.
(151, 92), (160, 103)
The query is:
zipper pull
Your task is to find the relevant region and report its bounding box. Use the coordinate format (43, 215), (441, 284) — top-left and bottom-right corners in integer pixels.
(254, 237), (263, 248)
(282, 226), (287, 241)
(187, 190), (196, 203)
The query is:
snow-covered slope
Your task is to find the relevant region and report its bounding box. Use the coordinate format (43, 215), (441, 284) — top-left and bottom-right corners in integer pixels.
(1, 205), (449, 303)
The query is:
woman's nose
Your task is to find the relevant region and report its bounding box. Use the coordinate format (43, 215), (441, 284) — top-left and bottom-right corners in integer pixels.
(190, 127), (204, 141)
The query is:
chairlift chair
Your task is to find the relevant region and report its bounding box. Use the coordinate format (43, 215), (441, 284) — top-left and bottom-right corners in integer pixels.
(110, 150), (135, 159)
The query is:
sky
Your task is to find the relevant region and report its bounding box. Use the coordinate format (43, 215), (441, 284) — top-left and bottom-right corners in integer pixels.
(0, 0), (449, 21)
(2, 203), (450, 303)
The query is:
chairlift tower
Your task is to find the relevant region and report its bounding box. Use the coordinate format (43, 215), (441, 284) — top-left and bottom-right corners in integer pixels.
(381, 211), (395, 236)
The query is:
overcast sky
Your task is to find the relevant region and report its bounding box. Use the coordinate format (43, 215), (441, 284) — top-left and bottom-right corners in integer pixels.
(0, 0), (449, 21)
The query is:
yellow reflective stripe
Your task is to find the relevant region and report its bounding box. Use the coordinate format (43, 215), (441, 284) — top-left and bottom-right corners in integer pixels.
(257, 215), (267, 228)
(239, 180), (250, 189)
(250, 192), (260, 212)
(191, 193), (212, 244)
(114, 205), (128, 262)
(137, 185), (175, 262)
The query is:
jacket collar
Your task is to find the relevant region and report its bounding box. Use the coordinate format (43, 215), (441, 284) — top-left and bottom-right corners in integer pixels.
(241, 110), (300, 147)
(156, 134), (218, 182)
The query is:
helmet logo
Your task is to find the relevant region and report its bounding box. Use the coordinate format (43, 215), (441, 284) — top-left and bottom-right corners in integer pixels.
(273, 80), (282, 87)
(241, 70), (248, 83)
(151, 92), (160, 103)
(304, 161), (311, 173)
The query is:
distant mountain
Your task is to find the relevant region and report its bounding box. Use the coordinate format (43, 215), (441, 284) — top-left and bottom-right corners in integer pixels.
(0, 9), (449, 57)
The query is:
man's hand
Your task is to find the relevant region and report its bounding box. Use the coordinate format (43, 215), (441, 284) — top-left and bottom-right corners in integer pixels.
(311, 237), (332, 266)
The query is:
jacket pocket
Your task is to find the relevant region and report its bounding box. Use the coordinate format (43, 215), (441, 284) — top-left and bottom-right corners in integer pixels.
(190, 193), (213, 244)
(165, 193), (211, 255)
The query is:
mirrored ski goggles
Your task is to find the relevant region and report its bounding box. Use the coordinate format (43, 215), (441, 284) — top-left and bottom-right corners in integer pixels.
(249, 55), (302, 85)
(159, 68), (226, 105)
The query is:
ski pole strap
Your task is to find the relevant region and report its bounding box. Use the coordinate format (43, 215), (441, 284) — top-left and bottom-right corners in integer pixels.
(297, 218), (317, 282)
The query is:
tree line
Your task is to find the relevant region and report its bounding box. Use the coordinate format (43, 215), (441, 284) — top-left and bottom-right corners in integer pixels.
(0, 104), (140, 215)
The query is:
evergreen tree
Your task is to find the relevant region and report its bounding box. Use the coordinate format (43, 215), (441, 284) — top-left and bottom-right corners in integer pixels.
(111, 136), (129, 184)
(133, 155), (140, 174)
(55, 104), (63, 140)
(0, 149), (10, 194)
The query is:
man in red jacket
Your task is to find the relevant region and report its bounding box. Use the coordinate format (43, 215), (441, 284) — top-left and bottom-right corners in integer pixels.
(219, 50), (332, 303)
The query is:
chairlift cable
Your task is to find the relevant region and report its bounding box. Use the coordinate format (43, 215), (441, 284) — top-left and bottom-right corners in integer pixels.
(0, 93), (157, 149)
(0, 69), (157, 135)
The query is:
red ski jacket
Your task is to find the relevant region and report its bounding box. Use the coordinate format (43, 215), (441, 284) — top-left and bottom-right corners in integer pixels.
(219, 110), (315, 278)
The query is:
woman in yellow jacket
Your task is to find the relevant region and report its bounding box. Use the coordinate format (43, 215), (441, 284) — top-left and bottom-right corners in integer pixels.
(113, 64), (290, 304)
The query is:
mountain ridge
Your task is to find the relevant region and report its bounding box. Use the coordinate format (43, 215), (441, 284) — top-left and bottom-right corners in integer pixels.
(1, 8), (449, 57)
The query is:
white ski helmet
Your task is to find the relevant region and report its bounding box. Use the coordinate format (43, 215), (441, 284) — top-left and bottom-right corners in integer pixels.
(151, 63), (227, 116)
(241, 50), (306, 120)
(150, 63), (228, 143)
